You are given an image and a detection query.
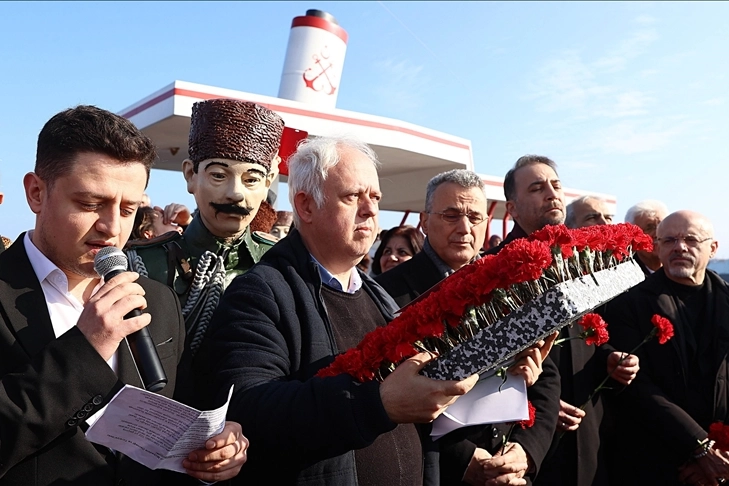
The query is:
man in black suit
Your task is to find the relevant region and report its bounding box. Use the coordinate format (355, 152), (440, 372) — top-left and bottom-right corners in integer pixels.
(602, 210), (729, 486)
(376, 168), (560, 485)
(482, 155), (637, 486)
(0, 105), (247, 485)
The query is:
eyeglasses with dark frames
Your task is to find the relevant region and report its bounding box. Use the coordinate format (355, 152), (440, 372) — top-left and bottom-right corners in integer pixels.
(428, 210), (487, 226)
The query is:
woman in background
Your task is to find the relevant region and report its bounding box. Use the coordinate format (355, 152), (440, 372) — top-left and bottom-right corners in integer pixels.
(371, 225), (424, 276)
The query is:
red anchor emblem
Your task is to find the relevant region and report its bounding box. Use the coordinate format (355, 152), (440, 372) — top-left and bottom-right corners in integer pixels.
(302, 46), (337, 95)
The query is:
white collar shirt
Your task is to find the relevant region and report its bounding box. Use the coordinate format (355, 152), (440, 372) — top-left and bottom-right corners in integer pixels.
(24, 232), (117, 426)
(310, 254), (362, 294)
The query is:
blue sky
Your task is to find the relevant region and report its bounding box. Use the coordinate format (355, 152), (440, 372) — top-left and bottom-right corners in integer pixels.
(1, 2), (727, 257)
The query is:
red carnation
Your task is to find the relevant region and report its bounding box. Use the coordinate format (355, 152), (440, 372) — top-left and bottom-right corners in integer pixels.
(626, 223), (654, 252)
(651, 314), (675, 344)
(529, 224), (573, 248)
(709, 422), (729, 451)
(496, 239), (553, 284)
(416, 317), (446, 340)
(360, 327), (388, 369)
(517, 401), (536, 429)
(581, 225), (609, 252)
(579, 313), (610, 346)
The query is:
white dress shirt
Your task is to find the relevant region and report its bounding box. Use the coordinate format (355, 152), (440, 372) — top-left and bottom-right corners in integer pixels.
(24, 231), (118, 426)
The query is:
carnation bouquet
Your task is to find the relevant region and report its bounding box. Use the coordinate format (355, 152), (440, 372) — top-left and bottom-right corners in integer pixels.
(318, 223), (653, 383)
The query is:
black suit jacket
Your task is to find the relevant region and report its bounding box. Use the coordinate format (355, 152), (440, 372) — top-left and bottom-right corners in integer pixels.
(600, 269), (729, 485)
(488, 224), (615, 485)
(0, 236), (188, 486)
(375, 251), (442, 309)
(483, 222), (529, 256)
(375, 247), (561, 485)
(535, 323), (613, 486)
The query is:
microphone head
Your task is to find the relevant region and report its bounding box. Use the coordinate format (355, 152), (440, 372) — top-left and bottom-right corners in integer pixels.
(94, 246), (128, 278)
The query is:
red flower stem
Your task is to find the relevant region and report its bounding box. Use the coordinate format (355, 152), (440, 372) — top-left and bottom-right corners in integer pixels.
(500, 423), (516, 456)
(553, 335), (585, 346)
(579, 327), (657, 411)
(556, 327), (658, 442)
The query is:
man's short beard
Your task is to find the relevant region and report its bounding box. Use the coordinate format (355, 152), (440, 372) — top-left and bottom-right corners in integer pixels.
(666, 252), (699, 279)
(540, 213), (565, 227)
(666, 265), (696, 279)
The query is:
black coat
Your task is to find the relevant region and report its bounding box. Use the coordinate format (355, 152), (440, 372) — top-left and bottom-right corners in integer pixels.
(375, 251), (442, 309)
(489, 224), (617, 486)
(483, 223), (529, 256)
(207, 228), (432, 485)
(600, 268), (729, 485)
(375, 245), (561, 485)
(634, 253), (654, 276)
(534, 323), (613, 486)
(0, 235), (188, 486)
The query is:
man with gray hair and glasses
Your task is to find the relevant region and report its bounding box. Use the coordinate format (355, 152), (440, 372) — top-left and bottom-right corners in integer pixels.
(376, 168), (560, 486)
(205, 137), (480, 485)
(601, 210), (729, 485)
(624, 199), (669, 276)
(376, 169), (491, 307)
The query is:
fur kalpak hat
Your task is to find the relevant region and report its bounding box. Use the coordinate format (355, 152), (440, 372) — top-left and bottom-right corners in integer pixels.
(188, 99), (285, 171)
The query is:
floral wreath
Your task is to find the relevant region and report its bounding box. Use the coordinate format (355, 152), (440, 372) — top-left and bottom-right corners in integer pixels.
(318, 223), (653, 383)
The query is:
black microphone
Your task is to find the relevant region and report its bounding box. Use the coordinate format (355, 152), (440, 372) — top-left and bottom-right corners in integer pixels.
(94, 246), (168, 392)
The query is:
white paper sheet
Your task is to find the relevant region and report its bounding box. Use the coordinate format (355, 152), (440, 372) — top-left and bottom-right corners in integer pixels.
(85, 384), (233, 472)
(431, 373), (528, 440)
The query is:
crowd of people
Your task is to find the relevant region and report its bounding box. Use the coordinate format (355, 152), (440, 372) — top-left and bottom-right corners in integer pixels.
(0, 98), (726, 486)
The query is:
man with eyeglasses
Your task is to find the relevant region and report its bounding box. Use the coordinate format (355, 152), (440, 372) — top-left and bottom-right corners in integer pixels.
(376, 169), (560, 486)
(601, 210), (729, 486)
(375, 169), (490, 308)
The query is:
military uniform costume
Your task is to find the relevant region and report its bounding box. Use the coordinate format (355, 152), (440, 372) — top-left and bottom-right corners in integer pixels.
(126, 215), (275, 347)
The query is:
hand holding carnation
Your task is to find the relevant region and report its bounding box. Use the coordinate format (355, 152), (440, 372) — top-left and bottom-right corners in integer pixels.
(606, 352), (639, 386)
(579, 314), (673, 412)
(557, 399), (586, 432)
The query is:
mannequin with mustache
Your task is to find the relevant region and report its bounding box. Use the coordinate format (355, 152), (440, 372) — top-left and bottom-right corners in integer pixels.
(125, 99), (285, 373)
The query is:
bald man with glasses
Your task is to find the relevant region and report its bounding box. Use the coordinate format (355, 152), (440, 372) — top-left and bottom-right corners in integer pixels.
(376, 169), (560, 486)
(601, 210), (729, 486)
